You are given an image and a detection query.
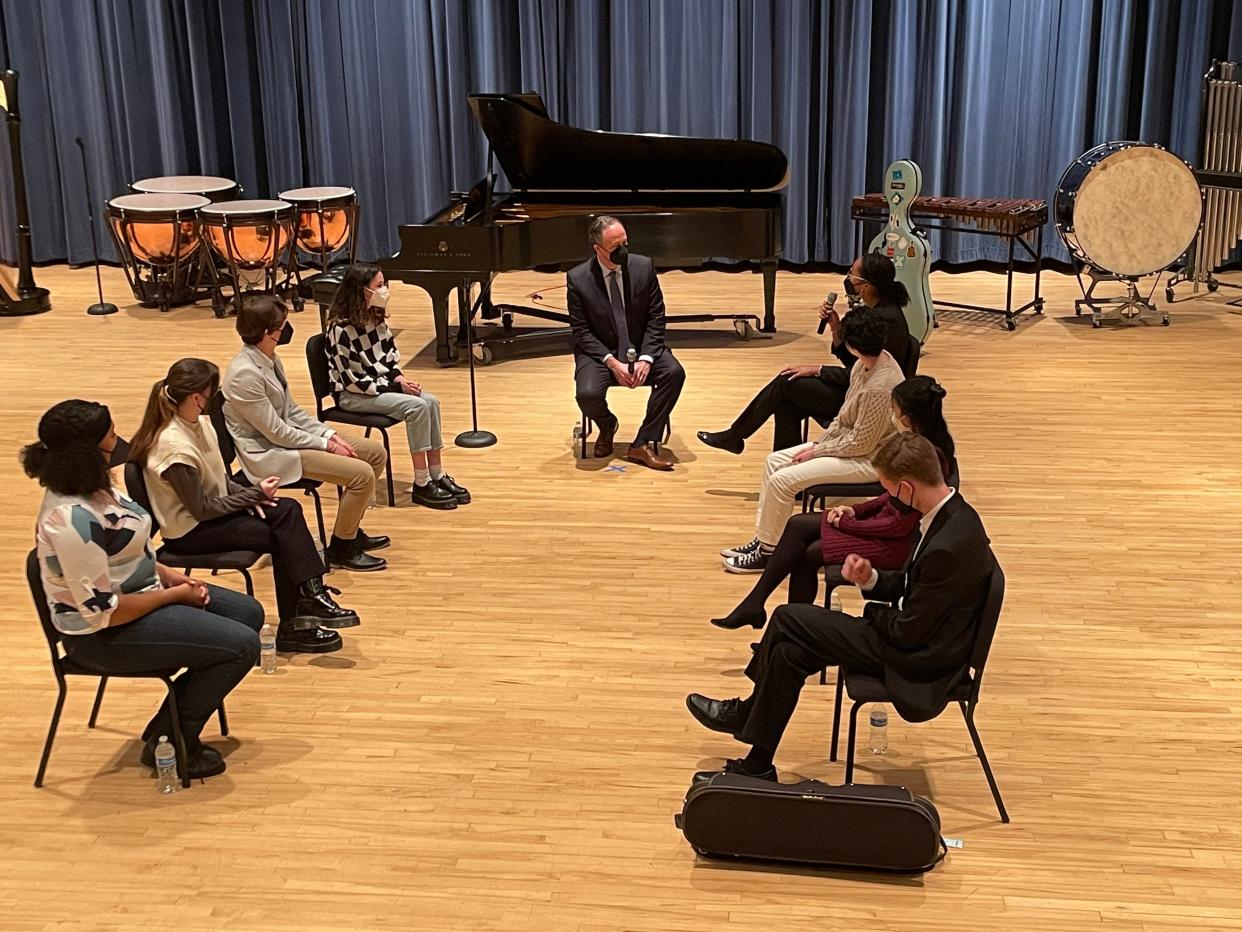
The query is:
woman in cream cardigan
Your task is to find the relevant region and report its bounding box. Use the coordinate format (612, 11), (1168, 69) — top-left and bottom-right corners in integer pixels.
(131, 358), (360, 653)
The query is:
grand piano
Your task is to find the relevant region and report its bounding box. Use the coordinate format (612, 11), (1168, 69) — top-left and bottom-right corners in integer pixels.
(382, 93), (788, 365)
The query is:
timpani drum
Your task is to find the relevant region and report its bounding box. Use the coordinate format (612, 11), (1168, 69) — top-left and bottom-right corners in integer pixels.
(278, 186), (357, 257)
(1054, 142), (1203, 278)
(132, 174), (239, 202)
(199, 199), (295, 270)
(106, 192), (210, 311)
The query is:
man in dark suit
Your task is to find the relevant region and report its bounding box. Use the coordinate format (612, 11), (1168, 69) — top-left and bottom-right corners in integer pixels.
(697, 253), (912, 454)
(685, 432), (992, 781)
(568, 216), (686, 471)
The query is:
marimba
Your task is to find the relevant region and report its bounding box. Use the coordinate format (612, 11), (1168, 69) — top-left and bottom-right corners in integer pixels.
(851, 194), (1047, 330)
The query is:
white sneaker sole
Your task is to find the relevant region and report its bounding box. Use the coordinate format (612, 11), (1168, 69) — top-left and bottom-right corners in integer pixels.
(723, 560), (767, 575)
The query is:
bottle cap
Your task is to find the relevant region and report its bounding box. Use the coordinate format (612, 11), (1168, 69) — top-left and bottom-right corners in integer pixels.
(158, 735), (168, 742)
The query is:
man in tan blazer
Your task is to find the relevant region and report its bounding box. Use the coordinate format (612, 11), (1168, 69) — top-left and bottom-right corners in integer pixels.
(222, 295), (390, 572)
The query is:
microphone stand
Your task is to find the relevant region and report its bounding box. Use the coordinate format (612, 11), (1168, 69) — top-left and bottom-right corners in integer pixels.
(455, 145), (497, 448)
(0, 70), (50, 316)
(76, 137), (116, 316)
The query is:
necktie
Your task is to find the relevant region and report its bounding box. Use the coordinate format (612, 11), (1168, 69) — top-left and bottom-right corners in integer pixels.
(607, 270), (632, 359)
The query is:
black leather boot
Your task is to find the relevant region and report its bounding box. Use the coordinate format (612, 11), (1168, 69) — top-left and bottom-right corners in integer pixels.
(327, 534), (387, 572)
(290, 578), (361, 629)
(275, 618), (343, 653)
(356, 528), (391, 550)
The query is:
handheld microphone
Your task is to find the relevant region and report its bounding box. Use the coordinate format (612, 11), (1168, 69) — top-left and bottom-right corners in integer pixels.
(816, 291), (839, 335)
(626, 347), (637, 374)
(77, 136), (117, 316)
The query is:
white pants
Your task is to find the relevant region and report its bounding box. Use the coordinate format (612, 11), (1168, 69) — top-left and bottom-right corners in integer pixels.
(754, 443), (879, 546)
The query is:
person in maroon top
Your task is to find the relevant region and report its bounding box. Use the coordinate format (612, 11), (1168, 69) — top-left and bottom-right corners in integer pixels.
(711, 376), (955, 630)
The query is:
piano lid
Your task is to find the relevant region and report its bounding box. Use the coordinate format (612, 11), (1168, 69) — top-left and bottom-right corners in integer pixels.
(467, 93), (789, 194)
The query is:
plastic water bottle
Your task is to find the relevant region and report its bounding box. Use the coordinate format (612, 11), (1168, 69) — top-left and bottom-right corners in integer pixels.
(869, 707), (889, 755)
(155, 735), (178, 794)
(260, 623), (277, 674)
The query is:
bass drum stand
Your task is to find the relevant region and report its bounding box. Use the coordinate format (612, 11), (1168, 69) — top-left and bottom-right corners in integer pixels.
(1072, 266), (1169, 328)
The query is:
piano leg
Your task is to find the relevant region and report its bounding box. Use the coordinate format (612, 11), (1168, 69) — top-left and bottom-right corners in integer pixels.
(760, 258), (778, 333)
(428, 287), (458, 366)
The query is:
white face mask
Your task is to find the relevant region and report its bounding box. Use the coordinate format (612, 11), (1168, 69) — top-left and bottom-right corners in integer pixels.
(891, 412), (909, 433)
(368, 285), (391, 310)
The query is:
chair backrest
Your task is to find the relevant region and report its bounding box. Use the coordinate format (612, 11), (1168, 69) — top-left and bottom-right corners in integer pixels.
(207, 391), (237, 469)
(122, 460), (162, 537)
(899, 333), (921, 378)
(27, 549), (66, 668)
(304, 332), (331, 417)
(965, 553), (1005, 701)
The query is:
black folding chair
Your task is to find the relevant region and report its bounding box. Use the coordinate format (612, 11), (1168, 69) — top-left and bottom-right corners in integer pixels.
(305, 332), (398, 506)
(27, 550), (226, 789)
(123, 462), (259, 596)
(828, 555), (1009, 822)
(208, 392), (328, 548)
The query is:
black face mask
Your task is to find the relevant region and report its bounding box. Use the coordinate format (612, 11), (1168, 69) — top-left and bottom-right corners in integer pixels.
(609, 243), (629, 267)
(107, 437), (132, 469)
(889, 481), (917, 514)
(276, 321), (294, 345)
(843, 276), (856, 297)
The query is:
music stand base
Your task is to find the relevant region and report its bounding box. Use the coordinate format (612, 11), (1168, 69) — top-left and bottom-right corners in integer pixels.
(0, 287), (51, 317)
(455, 429), (497, 448)
(87, 302), (119, 316)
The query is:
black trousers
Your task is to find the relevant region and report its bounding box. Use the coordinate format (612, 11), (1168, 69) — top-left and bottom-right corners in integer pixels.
(162, 498), (325, 623)
(731, 367), (850, 451)
(739, 602), (886, 751)
(574, 351), (686, 445)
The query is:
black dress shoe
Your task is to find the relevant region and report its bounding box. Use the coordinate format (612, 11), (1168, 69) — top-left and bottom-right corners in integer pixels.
(327, 535), (387, 572)
(290, 579), (360, 629)
(356, 529), (391, 550)
(593, 416), (618, 459)
(685, 693), (747, 738)
(140, 739), (228, 779)
(436, 475), (471, 504)
(710, 607), (767, 630)
(411, 481), (457, 510)
(693, 757), (778, 785)
(697, 429), (744, 455)
(276, 624), (343, 654)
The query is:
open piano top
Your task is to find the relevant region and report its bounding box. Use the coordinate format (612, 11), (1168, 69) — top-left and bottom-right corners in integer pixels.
(383, 92), (789, 365)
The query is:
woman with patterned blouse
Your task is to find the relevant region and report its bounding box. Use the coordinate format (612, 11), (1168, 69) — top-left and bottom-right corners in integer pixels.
(721, 308), (906, 573)
(325, 263), (471, 510)
(24, 399), (262, 781)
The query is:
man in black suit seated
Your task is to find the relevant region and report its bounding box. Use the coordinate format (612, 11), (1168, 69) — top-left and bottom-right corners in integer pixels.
(697, 253), (912, 454)
(685, 432), (991, 781)
(568, 216), (686, 471)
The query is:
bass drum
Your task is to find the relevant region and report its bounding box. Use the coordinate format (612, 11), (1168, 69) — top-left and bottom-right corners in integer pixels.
(1055, 142), (1202, 278)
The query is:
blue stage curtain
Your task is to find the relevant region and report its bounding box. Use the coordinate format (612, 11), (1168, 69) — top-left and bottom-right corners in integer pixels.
(2, 0), (1241, 266)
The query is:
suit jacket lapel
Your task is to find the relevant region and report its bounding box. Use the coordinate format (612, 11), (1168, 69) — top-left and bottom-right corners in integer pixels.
(903, 497), (959, 599)
(588, 257), (620, 346)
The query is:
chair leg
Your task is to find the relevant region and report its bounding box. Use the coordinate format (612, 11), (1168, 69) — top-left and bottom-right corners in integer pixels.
(844, 700), (863, 783)
(88, 676), (109, 728)
(34, 680), (68, 788)
(829, 672), (844, 762)
(217, 702), (229, 737)
(961, 701), (1009, 823)
(163, 677), (192, 789)
(239, 568), (254, 597)
(308, 487), (327, 549)
(380, 428), (395, 507)
(579, 414), (591, 459)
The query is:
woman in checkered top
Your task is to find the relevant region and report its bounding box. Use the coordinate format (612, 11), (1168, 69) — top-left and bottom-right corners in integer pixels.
(325, 264), (470, 510)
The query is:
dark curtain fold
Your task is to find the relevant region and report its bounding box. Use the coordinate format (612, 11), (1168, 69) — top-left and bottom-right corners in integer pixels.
(1, 0), (1240, 267)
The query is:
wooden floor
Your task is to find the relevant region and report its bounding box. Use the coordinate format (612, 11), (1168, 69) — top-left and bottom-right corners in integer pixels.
(2, 262), (1242, 931)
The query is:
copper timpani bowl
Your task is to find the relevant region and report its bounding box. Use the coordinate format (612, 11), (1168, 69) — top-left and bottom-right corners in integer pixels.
(198, 199), (295, 270)
(278, 185), (357, 253)
(106, 192), (210, 264)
